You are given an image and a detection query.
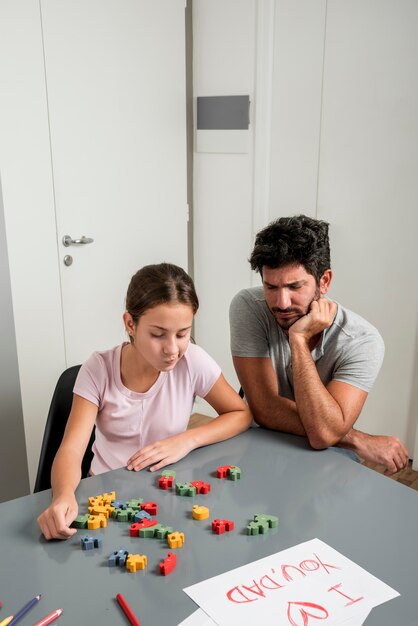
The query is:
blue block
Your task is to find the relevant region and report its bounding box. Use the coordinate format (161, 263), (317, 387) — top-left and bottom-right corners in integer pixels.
(108, 549), (129, 567)
(134, 510), (152, 522)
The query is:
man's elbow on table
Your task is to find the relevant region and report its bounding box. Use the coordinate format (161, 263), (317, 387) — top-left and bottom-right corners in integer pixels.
(306, 425), (347, 451)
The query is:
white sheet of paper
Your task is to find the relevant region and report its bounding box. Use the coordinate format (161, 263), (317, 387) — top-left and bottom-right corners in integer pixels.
(184, 538), (398, 626)
(177, 606), (372, 626)
(341, 606), (372, 624)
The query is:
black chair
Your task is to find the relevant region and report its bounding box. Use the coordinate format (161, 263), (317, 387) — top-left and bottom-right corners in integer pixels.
(34, 365), (95, 493)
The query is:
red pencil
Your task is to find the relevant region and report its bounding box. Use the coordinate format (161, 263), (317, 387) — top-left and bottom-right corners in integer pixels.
(33, 608), (63, 626)
(116, 593), (141, 626)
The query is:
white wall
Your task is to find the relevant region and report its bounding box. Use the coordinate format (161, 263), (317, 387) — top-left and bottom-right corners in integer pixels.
(0, 1), (66, 491)
(317, 0), (418, 454)
(193, 0), (418, 460)
(193, 0), (257, 415)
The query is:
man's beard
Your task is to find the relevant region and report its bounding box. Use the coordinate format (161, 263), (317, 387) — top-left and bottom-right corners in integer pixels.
(271, 287), (321, 330)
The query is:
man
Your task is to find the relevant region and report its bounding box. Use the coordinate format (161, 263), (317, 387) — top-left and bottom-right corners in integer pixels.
(230, 214), (408, 475)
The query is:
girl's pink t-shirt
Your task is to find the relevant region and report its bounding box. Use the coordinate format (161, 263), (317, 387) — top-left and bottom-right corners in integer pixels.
(73, 342), (221, 474)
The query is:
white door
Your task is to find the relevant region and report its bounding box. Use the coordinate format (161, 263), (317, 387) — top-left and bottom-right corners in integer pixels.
(41, 0), (188, 365)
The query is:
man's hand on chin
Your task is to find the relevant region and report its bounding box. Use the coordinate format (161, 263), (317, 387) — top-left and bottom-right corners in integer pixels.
(289, 298), (337, 343)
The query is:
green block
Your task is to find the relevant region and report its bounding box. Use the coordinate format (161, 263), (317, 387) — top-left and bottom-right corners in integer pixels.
(246, 522), (260, 535)
(126, 499), (143, 510)
(154, 524), (174, 539)
(113, 508), (134, 522)
(139, 527), (156, 538)
(125, 507), (136, 520)
(71, 514), (90, 529)
(228, 466), (241, 480)
(254, 514), (279, 528)
(161, 470), (176, 478)
(175, 482), (196, 496)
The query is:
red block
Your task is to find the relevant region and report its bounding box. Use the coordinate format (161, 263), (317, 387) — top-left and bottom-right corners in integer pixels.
(159, 552), (177, 575)
(141, 501), (158, 515)
(130, 522), (140, 537)
(216, 465), (234, 479)
(190, 480), (211, 494)
(137, 518), (158, 529)
(159, 476), (174, 489)
(212, 518), (235, 534)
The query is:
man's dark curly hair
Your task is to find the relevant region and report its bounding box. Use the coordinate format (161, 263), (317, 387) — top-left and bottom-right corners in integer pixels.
(249, 214), (331, 284)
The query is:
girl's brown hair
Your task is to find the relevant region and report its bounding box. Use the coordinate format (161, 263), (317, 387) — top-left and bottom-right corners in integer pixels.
(126, 263), (199, 325)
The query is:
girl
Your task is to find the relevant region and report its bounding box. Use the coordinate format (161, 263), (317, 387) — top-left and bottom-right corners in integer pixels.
(38, 263), (251, 540)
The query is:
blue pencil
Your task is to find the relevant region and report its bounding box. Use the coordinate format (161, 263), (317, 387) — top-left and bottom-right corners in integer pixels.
(8, 594), (41, 626)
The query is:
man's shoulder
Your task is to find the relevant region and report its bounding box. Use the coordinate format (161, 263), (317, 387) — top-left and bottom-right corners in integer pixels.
(333, 303), (384, 349)
(231, 286), (265, 308)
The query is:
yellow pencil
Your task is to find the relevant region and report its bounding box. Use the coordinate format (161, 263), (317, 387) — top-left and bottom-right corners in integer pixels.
(0, 616), (14, 626)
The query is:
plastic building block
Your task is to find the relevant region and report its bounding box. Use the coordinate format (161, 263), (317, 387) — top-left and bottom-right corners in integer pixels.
(81, 535), (103, 550)
(167, 531), (185, 548)
(141, 501), (158, 515)
(112, 507), (135, 522)
(216, 465), (234, 478)
(126, 553), (147, 572)
(88, 496), (103, 507)
(88, 504), (111, 518)
(108, 549), (129, 567)
(175, 482), (197, 497)
(130, 523), (141, 538)
(133, 510), (152, 522)
(101, 491), (116, 504)
(246, 513), (279, 534)
(254, 513), (279, 528)
(71, 514), (90, 529)
(88, 491), (116, 506)
(87, 513), (107, 529)
(245, 514), (278, 535)
(161, 469), (176, 478)
(126, 498), (143, 510)
(246, 521), (267, 535)
(137, 517), (159, 528)
(160, 552), (177, 575)
(192, 505), (209, 521)
(212, 518), (235, 534)
(111, 500), (127, 510)
(228, 466), (241, 480)
(154, 524), (174, 539)
(159, 475), (174, 489)
(216, 465), (242, 479)
(190, 480), (211, 494)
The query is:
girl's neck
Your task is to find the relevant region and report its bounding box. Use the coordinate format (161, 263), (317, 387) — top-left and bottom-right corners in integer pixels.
(120, 342), (160, 393)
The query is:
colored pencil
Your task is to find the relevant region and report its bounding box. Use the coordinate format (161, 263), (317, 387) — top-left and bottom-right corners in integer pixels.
(0, 616), (14, 626)
(33, 608), (63, 626)
(116, 593), (141, 626)
(8, 594), (41, 626)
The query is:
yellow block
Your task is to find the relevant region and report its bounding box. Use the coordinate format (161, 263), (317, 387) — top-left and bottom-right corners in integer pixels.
(192, 505), (209, 520)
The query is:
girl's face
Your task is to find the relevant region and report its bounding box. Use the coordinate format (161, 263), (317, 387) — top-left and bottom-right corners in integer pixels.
(125, 302), (194, 372)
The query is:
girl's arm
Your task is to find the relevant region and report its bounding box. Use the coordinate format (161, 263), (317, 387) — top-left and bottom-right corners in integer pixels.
(37, 394), (98, 540)
(127, 374), (252, 472)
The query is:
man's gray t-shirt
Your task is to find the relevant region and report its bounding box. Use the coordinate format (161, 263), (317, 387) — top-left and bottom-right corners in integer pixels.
(230, 287), (384, 400)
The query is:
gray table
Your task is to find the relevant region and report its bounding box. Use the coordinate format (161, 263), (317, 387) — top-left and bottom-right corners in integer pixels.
(1, 429), (417, 625)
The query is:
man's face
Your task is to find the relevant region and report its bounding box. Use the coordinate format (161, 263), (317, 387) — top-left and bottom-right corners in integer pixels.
(262, 264), (330, 330)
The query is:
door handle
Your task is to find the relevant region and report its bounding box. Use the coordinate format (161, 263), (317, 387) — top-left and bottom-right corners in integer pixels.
(62, 235), (94, 247)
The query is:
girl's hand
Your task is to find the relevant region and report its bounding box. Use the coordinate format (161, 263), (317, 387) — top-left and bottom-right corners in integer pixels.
(127, 433), (194, 472)
(37, 492), (79, 540)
